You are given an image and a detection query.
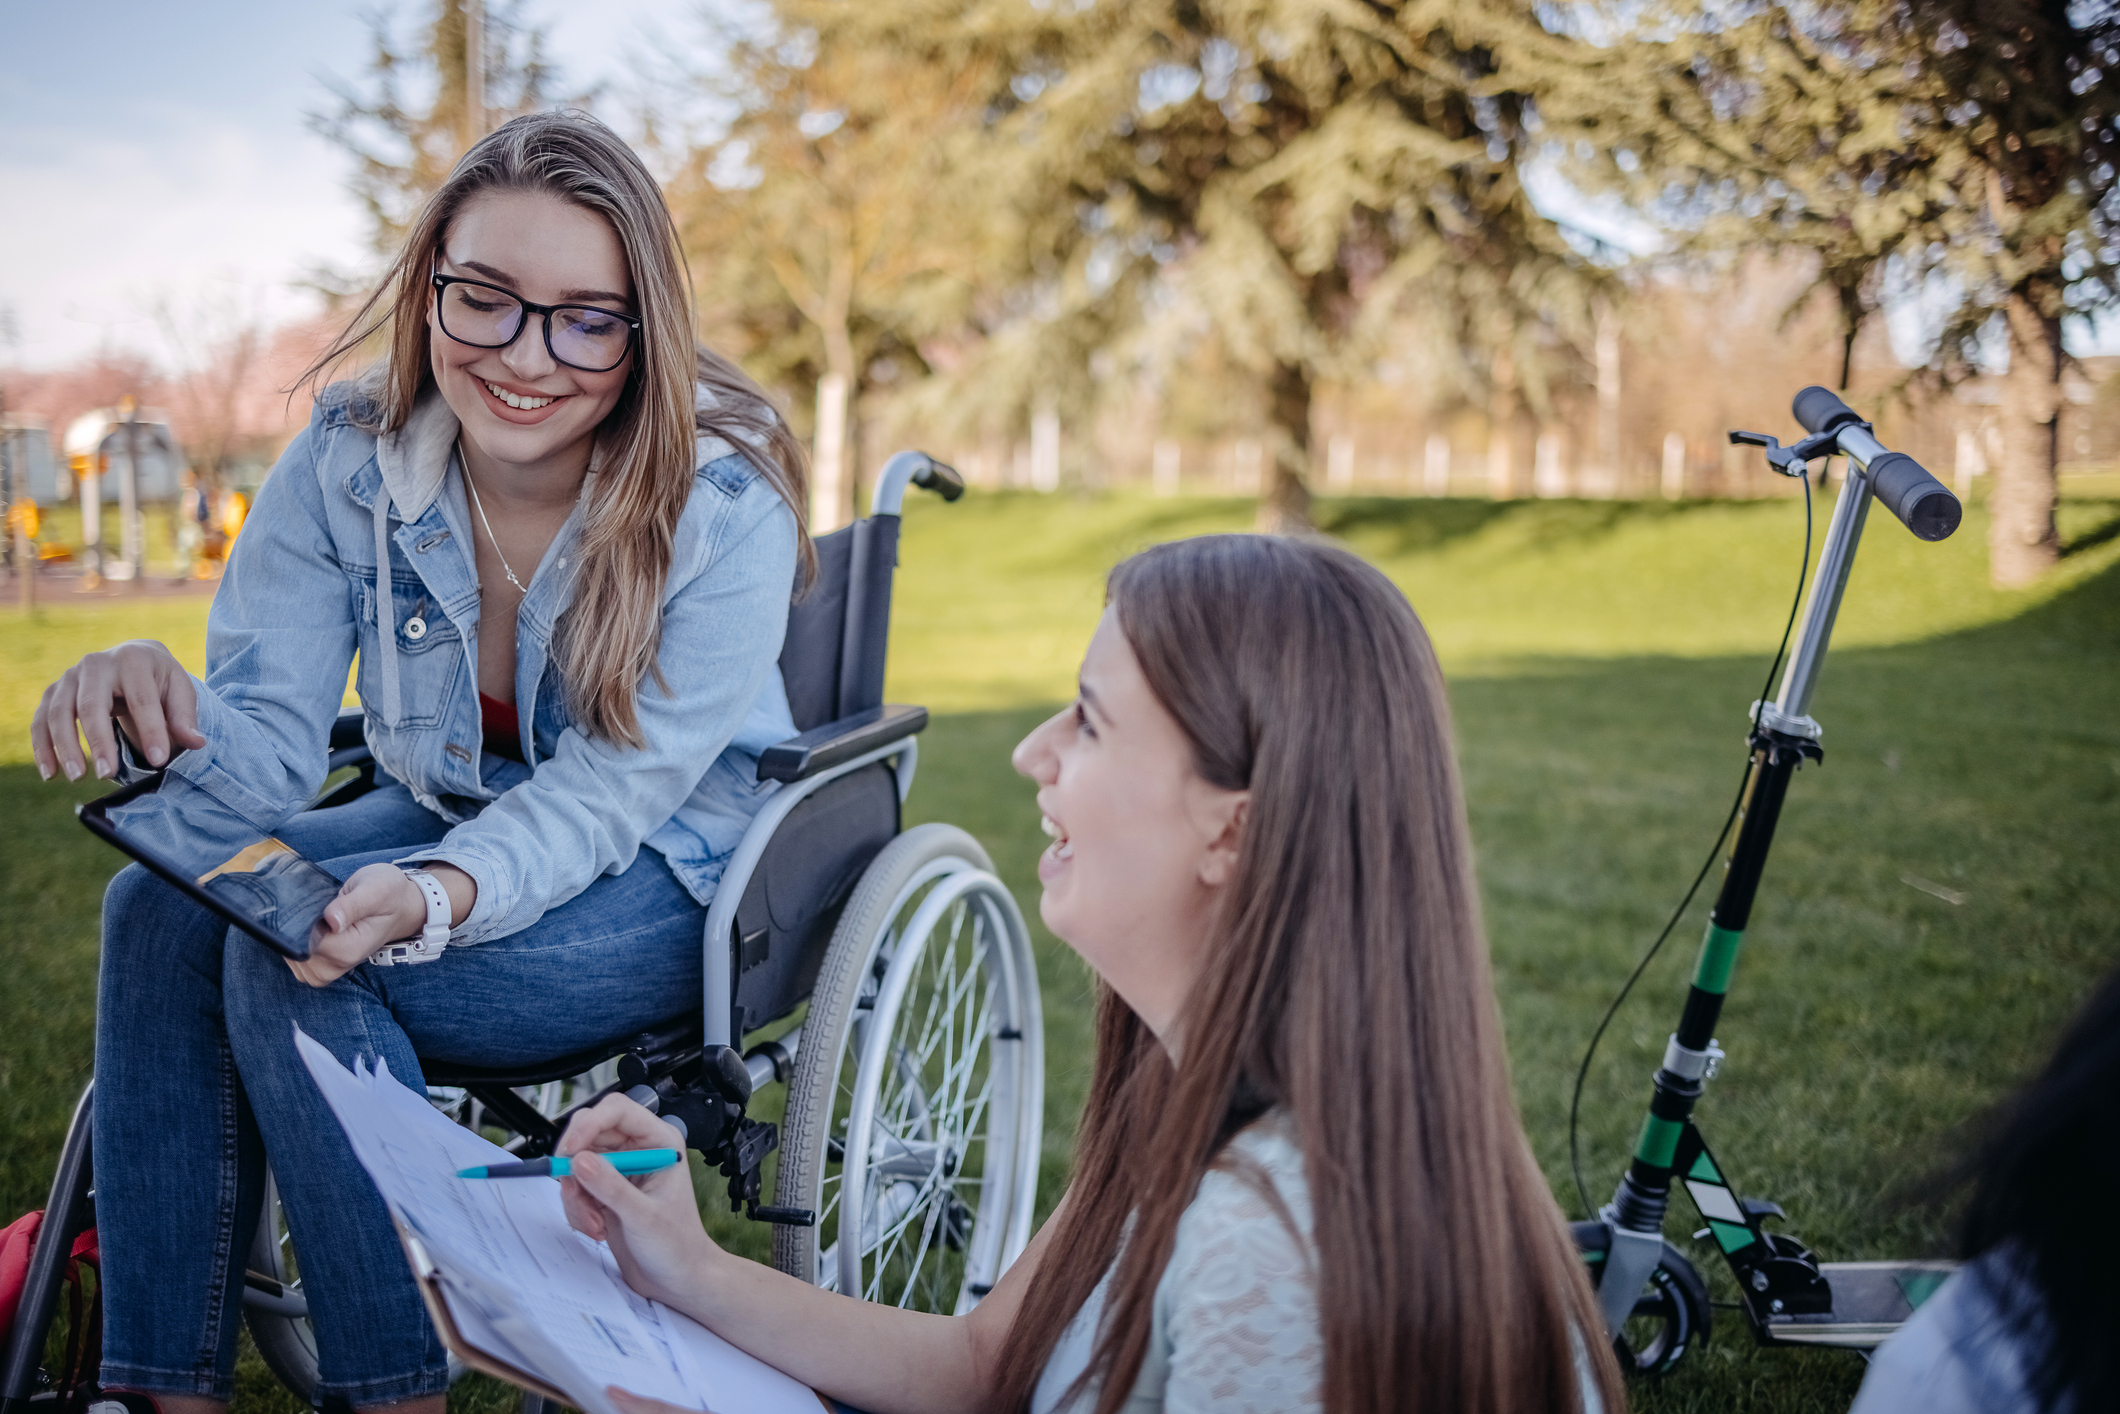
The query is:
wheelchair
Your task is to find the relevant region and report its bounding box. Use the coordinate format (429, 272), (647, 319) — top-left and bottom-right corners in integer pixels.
(1, 451), (1046, 1413)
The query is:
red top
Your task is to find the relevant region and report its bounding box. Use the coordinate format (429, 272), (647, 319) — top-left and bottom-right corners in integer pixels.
(479, 692), (525, 763)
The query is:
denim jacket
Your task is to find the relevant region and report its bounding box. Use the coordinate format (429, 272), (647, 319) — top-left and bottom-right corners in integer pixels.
(151, 380), (798, 946)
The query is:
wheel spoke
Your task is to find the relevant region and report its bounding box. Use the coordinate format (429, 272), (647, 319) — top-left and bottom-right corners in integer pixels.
(803, 868), (1036, 1315)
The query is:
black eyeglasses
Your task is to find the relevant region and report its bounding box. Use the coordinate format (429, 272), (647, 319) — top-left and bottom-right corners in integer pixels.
(431, 274), (642, 373)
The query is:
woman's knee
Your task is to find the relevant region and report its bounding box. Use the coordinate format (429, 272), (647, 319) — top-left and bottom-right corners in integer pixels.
(221, 926), (384, 1044)
(221, 924), (308, 1027)
(99, 861), (222, 975)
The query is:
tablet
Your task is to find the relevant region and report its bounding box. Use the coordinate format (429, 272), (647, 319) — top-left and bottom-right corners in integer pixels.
(79, 770), (338, 961)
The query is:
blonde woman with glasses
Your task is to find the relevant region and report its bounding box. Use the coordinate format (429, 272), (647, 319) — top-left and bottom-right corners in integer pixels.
(29, 110), (810, 1414)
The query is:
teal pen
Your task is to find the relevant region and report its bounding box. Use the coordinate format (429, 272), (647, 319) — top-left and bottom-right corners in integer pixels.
(457, 1148), (681, 1180)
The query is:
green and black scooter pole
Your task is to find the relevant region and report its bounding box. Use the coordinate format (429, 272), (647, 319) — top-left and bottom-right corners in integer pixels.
(1584, 387), (1963, 1366)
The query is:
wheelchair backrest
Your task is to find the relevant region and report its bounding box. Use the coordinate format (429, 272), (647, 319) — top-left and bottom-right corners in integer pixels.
(778, 514), (902, 731)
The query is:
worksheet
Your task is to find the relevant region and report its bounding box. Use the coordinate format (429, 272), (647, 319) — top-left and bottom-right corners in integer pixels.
(294, 1026), (825, 1414)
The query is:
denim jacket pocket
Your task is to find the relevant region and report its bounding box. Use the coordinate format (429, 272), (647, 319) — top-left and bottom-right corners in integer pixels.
(705, 747), (776, 802)
(352, 572), (464, 729)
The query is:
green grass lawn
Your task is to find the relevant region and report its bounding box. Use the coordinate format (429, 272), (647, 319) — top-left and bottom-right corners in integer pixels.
(5, 485), (2119, 1414)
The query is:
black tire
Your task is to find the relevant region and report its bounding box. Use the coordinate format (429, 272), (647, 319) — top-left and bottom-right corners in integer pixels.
(246, 1168), (472, 1400)
(243, 1171), (320, 1399)
(1617, 1245), (1712, 1376)
(1573, 1223), (1711, 1376)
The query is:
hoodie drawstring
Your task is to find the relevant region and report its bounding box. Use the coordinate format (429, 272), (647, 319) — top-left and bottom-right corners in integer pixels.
(372, 487), (401, 728)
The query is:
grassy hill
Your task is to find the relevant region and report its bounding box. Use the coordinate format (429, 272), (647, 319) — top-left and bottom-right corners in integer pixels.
(5, 485), (2117, 1414)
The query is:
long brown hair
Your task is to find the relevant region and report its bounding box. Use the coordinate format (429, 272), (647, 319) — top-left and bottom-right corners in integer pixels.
(992, 535), (1623, 1414)
(302, 109), (811, 748)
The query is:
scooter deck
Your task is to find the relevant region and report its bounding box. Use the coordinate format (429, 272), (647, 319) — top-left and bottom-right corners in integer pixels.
(1755, 1260), (1957, 1348)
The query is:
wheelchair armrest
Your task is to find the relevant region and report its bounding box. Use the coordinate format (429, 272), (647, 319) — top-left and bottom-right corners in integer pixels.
(757, 704), (928, 784)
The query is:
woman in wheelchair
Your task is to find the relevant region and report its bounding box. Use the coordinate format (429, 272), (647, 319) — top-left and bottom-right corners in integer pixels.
(557, 536), (1623, 1414)
(27, 112), (811, 1414)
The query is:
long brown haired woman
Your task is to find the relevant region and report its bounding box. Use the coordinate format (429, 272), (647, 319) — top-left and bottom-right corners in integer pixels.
(557, 534), (1625, 1414)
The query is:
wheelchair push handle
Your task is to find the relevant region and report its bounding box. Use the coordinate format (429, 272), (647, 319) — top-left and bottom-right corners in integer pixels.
(914, 458), (966, 502)
(1790, 386), (1962, 543)
(870, 451), (965, 517)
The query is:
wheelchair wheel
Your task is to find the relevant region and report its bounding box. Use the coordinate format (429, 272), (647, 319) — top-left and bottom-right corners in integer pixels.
(246, 1168), (469, 1399)
(244, 1170), (319, 1398)
(772, 823), (1044, 1313)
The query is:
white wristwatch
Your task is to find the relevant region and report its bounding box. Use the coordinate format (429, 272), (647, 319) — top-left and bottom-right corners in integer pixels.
(369, 867), (451, 966)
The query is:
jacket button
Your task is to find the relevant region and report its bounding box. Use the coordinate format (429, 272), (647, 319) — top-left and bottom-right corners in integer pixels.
(405, 616), (427, 641)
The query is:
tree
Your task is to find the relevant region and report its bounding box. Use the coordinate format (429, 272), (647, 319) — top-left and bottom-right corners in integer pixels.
(154, 290), (265, 492)
(669, 21), (996, 528)
(802, 0), (1630, 529)
(311, 0), (565, 258)
(1610, 0), (2120, 584)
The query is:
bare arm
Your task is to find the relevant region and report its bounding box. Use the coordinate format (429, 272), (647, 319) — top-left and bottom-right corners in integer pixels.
(557, 1094), (1061, 1414)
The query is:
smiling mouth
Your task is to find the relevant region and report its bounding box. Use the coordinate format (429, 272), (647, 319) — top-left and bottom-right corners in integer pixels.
(1040, 813), (1073, 860)
(484, 380), (558, 411)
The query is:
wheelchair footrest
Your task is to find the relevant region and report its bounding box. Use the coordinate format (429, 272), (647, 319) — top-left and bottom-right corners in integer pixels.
(747, 1205), (815, 1227)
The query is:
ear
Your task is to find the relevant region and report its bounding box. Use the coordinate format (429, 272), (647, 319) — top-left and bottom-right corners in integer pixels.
(1193, 789), (1250, 888)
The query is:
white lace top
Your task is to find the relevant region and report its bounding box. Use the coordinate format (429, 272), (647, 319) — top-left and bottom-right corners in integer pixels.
(1029, 1112), (1323, 1414)
(1027, 1112), (1607, 1414)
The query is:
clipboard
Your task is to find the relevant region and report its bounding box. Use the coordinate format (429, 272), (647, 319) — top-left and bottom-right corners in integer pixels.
(390, 1216), (839, 1414)
(299, 1029), (837, 1414)
(392, 1214), (578, 1408)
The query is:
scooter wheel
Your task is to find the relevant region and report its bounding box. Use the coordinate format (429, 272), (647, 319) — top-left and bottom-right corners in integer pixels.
(1573, 1223), (1712, 1376)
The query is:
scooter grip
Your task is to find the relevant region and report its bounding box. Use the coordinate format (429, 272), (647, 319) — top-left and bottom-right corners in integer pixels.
(1866, 451), (1962, 542)
(1792, 385), (1865, 436)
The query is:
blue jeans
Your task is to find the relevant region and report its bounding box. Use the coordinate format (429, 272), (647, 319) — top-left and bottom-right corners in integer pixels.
(94, 778), (708, 1405)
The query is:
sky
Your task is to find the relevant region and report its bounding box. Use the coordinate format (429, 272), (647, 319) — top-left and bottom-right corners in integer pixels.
(2, 2), (2113, 375)
(0, 0), (686, 372)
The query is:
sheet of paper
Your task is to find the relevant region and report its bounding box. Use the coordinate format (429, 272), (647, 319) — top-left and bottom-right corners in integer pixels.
(293, 1026), (823, 1414)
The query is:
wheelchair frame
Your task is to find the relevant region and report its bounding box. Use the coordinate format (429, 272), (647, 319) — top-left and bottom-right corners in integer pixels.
(2, 452), (1047, 1413)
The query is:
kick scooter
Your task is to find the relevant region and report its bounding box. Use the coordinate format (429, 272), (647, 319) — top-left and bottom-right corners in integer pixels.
(1575, 387), (1965, 1373)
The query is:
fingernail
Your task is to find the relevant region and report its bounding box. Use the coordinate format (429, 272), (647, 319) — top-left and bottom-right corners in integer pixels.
(38, 763), (52, 781)
(64, 760), (83, 781)
(93, 756), (111, 779)
(148, 747), (166, 766)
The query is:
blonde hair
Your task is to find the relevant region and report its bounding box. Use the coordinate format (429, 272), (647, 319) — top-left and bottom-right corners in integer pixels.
(303, 109), (811, 747)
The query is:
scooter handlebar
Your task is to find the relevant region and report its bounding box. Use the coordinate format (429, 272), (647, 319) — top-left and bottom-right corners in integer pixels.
(1792, 385), (1864, 436)
(1866, 451), (1962, 542)
(1789, 386), (1961, 542)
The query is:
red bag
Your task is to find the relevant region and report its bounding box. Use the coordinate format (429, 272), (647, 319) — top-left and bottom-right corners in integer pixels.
(1, 1210), (44, 1336)
(1, 1211), (103, 1412)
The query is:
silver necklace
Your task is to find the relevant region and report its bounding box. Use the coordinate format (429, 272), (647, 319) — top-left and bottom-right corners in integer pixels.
(459, 441), (528, 597)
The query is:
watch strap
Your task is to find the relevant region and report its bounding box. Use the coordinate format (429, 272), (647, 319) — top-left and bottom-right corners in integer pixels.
(370, 867), (451, 966)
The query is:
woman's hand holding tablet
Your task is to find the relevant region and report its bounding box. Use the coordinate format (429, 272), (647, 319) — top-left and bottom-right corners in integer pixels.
(292, 862), (477, 987)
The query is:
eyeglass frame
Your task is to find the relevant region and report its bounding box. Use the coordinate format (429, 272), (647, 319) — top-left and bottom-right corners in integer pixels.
(429, 273), (643, 373)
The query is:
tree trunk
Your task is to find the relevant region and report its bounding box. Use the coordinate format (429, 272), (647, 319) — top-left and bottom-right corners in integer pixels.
(460, 0), (485, 149)
(1256, 362), (1314, 534)
(1991, 292), (2062, 587)
(1488, 346), (1519, 500)
(812, 295), (858, 531)
(1594, 299), (1621, 495)
(1836, 281), (1861, 392)
(812, 371), (850, 533)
